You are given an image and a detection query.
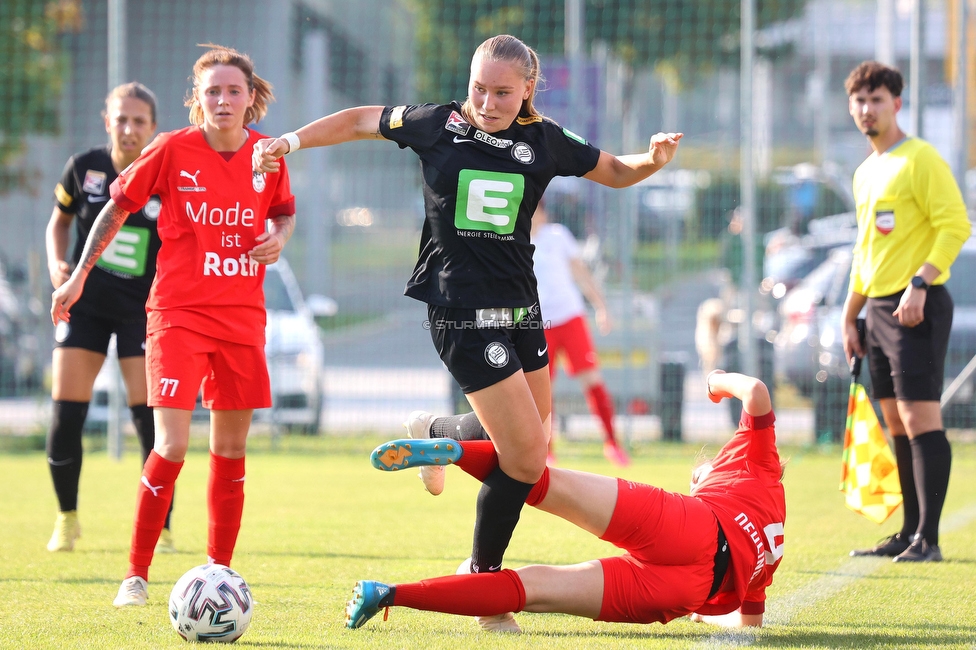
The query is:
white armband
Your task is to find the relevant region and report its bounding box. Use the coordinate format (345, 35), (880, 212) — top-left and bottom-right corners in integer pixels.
(281, 132), (301, 154)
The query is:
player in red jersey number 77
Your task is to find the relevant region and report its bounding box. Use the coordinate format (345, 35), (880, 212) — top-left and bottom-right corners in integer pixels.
(348, 370), (786, 632)
(51, 44), (296, 608)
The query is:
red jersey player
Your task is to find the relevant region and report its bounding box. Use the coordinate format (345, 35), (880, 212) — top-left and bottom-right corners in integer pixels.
(51, 44), (296, 608)
(347, 370), (785, 631)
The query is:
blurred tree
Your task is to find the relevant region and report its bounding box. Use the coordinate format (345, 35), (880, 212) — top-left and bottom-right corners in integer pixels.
(0, 0), (80, 194)
(411, 0), (805, 101)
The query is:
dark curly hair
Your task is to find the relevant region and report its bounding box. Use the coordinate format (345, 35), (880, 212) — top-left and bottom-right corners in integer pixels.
(844, 61), (903, 97)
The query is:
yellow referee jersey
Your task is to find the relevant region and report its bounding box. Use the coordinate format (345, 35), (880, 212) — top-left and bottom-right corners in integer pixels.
(850, 137), (971, 297)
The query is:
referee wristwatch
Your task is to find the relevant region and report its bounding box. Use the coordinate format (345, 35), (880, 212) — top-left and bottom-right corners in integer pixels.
(911, 275), (929, 291)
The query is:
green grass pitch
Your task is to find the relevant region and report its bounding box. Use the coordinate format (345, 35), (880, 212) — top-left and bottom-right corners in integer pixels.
(1, 434), (974, 649)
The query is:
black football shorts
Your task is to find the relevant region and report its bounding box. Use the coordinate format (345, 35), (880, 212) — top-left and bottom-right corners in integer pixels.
(866, 285), (952, 401)
(54, 309), (148, 358)
(427, 303), (549, 393)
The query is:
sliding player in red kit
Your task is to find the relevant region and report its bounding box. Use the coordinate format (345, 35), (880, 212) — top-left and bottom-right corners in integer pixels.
(51, 44), (295, 607)
(348, 370), (785, 631)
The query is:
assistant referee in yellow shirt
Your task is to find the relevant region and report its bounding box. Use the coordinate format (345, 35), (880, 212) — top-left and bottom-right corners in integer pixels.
(841, 61), (970, 563)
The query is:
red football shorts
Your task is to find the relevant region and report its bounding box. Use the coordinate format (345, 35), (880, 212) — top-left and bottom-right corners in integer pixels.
(596, 479), (718, 624)
(146, 326), (271, 410)
(545, 315), (598, 378)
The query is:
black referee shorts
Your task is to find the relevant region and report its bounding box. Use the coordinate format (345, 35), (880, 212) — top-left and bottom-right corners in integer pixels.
(866, 284), (952, 401)
(54, 309), (148, 358)
(427, 303), (549, 394)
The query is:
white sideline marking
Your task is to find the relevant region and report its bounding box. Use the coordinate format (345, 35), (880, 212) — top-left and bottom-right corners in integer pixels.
(692, 503), (976, 648)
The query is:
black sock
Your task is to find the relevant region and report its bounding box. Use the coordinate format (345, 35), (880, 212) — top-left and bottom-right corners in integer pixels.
(46, 400), (89, 512)
(892, 435), (919, 540)
(910, 430), (952, 547)
(131, 404), (155, 461)
(431, 412), (490, 441)
(130, 403), (174, 530)
(378, 585), (396, 608)
(470, 466), (534, 573)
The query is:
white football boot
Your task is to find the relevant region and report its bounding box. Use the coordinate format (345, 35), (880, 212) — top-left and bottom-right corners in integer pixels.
(113, 576), (148, 607)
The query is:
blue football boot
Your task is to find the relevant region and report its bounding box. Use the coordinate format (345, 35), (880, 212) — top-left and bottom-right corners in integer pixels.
(345, 580), (392, 629)
(370, 438), (463, 472)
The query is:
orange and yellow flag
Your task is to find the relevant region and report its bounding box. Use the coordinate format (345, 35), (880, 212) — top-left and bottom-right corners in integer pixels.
(840, 381), (902, 524)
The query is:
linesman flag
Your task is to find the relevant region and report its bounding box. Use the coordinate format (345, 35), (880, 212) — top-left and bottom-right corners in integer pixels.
(840, 380), (902, 524)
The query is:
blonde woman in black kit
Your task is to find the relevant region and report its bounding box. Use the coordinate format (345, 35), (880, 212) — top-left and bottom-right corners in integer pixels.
(255, 34), (681, 632)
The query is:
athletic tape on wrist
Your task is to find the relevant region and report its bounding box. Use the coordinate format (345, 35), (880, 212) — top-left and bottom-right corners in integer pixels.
(281, 132), (301, 154)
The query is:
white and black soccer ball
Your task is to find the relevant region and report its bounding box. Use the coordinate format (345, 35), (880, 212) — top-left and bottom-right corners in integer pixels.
(169, 564), (253, 643)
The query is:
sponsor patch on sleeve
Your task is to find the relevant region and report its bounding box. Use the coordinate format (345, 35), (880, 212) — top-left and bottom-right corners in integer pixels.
(389, 105), (406, 129)
(82, 170), (107, 194)
(54, 183), (73, 208)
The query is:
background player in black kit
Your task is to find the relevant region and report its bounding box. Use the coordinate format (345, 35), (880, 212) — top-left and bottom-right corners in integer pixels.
(254, 34), (681, 632)
(44, 82), (173, 553)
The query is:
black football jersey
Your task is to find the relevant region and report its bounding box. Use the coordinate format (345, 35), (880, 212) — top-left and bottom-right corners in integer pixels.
(379, 102), (601, 308)
(54, 146), (161, 321)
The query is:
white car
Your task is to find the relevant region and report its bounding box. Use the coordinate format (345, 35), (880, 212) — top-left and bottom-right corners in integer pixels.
(89, 258), (335, 434)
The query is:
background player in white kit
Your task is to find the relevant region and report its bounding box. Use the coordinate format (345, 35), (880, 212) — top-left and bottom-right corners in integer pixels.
(531, 201), (629, 466)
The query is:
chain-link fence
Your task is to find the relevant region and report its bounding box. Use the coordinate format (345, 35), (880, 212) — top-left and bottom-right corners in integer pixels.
(1, 0), (973, 444)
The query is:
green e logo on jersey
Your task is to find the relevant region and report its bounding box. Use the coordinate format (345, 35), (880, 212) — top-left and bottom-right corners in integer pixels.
(96, 225), (150, 276)
(455, 170), (525, 235)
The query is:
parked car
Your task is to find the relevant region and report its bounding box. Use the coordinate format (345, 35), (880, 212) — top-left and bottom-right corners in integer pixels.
(90, 258), (336, 434)
(762, 211), (858, 300)
(814, 236), (976, 439)
(773, 245), (853, 396)
(741, 213), (858, 396)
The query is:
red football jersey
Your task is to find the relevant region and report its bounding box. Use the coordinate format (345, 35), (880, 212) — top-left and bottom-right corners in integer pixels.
(111, 126), (295, 345)
(692, 410), (786, 616)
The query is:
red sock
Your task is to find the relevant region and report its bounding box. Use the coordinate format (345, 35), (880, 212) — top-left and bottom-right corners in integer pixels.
(585, 384), (617, 444)
(455, 440), (499, 481)
(393, 569), (526, 615)
(526, 467), (550, 506)
(126, 451), (183, 580)
(208, 453), (245, 567)
(456, 442), (549, 505)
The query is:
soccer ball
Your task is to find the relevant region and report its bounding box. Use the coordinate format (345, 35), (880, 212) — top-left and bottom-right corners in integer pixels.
(169, 564), (253, 643)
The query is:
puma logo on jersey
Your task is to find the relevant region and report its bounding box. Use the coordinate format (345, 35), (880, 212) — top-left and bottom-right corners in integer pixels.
(141, 476), (164, 497)
(178, 169), (206, 192)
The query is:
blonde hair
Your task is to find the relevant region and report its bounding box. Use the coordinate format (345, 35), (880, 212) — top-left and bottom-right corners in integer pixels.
(185, 43), (274, 126)
(103, 82), (157, 123)
(461, 35), (544, 123)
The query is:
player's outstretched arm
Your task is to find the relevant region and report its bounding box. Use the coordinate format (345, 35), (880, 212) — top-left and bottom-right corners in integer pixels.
(690, 610), (764, 627)
(252, 106), (385, 173)
(705, 370), (771, 416)
(583, 132), (683, 188)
